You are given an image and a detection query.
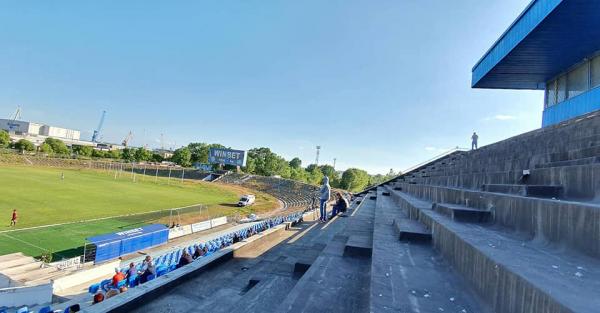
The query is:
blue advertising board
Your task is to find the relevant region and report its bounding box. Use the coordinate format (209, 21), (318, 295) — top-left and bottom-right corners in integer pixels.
(193, 163), (214, 171)
(87, 224), (169, 263)
(208, 148), (247, 167)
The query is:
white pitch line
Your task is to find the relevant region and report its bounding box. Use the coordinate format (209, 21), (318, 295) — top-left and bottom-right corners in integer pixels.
(1, 233), (49, 252)
(0, 202), (205, 234)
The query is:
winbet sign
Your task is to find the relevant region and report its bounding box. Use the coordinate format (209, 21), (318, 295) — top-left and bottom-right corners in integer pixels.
(208, 148), (247, 167)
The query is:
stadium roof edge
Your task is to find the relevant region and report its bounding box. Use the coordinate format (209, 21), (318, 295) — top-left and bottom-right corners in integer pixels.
(472, 0), (581, 90)
(471, 0), (539, 72)
(472, 0), (600, 90)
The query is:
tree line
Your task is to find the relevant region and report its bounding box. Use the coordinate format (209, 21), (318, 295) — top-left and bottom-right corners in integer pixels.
(170, 142), (400, 192)
(0, 130), (165, 162)
(0, 130), (399, 192)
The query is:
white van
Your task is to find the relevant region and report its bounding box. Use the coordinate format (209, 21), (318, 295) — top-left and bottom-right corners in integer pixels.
(237, 194), (256, 207)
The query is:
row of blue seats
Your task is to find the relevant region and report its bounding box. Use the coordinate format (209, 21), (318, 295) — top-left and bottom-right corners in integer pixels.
(88, 212), (304, 294)
(0, 304), (76, 313)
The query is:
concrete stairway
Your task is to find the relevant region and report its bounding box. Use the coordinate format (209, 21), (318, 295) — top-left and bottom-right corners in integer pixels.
(275, 195), (375, 313)
(432, 202), (492, 223)
(482, 183), (563, 198)
(388, 185), (600, 313)
(370, 188), (489, 313)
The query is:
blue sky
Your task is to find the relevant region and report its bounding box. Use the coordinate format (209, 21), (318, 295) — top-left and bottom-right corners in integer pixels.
(0, 0), (542, 174)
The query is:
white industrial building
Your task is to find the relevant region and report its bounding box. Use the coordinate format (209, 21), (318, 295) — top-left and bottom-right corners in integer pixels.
(0, 118), (91, 146)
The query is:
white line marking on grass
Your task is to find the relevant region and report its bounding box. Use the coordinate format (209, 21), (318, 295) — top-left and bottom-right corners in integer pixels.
(0, 203), (204, 234)
(1, 233), (49, 252)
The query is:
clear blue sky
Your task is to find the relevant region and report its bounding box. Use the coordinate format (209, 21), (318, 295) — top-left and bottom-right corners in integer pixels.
(0, 0), (542, 174)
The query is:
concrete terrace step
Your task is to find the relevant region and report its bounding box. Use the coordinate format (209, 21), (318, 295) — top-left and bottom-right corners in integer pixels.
(432, 202), (492, 223)
(392, 218), (432, 243)
(371, 190), (490, 313)
(343, 235), (372, 258)
(275, 199), (375, 313)
(481, 184), (563, 198)
(223, 275), (297, 313)
(0, 252), (25, 263)
(535, 156), (600, 169)
(391, 190), (600, 313)
(0, 255), (36, 269)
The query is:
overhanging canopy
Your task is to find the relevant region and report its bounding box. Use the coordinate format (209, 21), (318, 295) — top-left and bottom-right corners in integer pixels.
(472, 0), (600, 90)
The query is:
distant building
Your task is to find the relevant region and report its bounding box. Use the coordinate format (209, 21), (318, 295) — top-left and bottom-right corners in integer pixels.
(0, 118), (89, 146)
(154, 149), (174, 159)
(0, 119), (81, 140)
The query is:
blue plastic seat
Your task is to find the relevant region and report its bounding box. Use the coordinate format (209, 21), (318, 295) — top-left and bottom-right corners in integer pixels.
(146, 274), (155, 282)
(128, 275), (139, 288)
(156, 265), (168, 276)
(117, 279), (127, 288)
(88, 282), (100, 294)
(16, 307), (28, 313)
(100, 278), (112, 291)
(38, 306), (53, 313)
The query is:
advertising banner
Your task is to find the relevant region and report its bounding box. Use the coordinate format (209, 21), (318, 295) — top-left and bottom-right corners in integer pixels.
(208, 148), (247, 167)
(191, 220), (212, 233)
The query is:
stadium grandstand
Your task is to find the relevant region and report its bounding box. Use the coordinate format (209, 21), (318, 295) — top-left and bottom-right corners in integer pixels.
(3, 0), (600, 312)
(219, 173), (319, 209)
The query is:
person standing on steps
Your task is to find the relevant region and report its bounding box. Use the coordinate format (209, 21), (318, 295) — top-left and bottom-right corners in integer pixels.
(471, 132), (479, 150)
(319, 176), (331, 223)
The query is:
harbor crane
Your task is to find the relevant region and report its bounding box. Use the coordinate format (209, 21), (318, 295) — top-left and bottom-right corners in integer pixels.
(91, 110), (106, 143)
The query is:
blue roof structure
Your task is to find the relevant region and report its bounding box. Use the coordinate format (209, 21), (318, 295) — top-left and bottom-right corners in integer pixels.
(87, 224), (169, 263)
(472, 0), (600, 90)
(86, 224), (167, 244)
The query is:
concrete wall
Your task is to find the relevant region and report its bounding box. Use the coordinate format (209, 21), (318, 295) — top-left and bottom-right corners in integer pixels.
(0, 283), (53, 308)
(52, 260), (120, 293)
(398, 182), (600, 259)
(389, 190), (574, 313)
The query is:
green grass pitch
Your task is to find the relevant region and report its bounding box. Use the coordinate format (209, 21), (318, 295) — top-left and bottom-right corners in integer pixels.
(0, 165), (276, 259)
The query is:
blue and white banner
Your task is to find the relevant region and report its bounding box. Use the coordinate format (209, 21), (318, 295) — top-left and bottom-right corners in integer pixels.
(208, 148), (247, 167)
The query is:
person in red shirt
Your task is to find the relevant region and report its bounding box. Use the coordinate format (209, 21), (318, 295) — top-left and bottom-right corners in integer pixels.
(10, 209), (17, 227)
(112, 268), (125, 287)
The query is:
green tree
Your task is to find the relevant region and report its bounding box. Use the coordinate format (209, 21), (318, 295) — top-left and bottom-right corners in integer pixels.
(151, 153), (164, 163)
(121, 148), (136, 162)
(290, 167), (308, 182)
(0, 130), (9, 147)
(340, 168), (370, 192)
(92, 149), (106, 158)
(44, 138), (69, 155)
(109, 149), (122, 159)
(307, 165), (324, 185)
(245, 147), (292, 177)
(368, 168), (399, 186)
(134, 147), (152, 162)
(319, 164), (339, 187)
(39, 142), (53, 154)
(187, 143), (226, 164)
(289, 157), (302, 169)
(15, 139), (35, 152)
(171, 147), (192, 167)
(72, 145), (93, 157)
